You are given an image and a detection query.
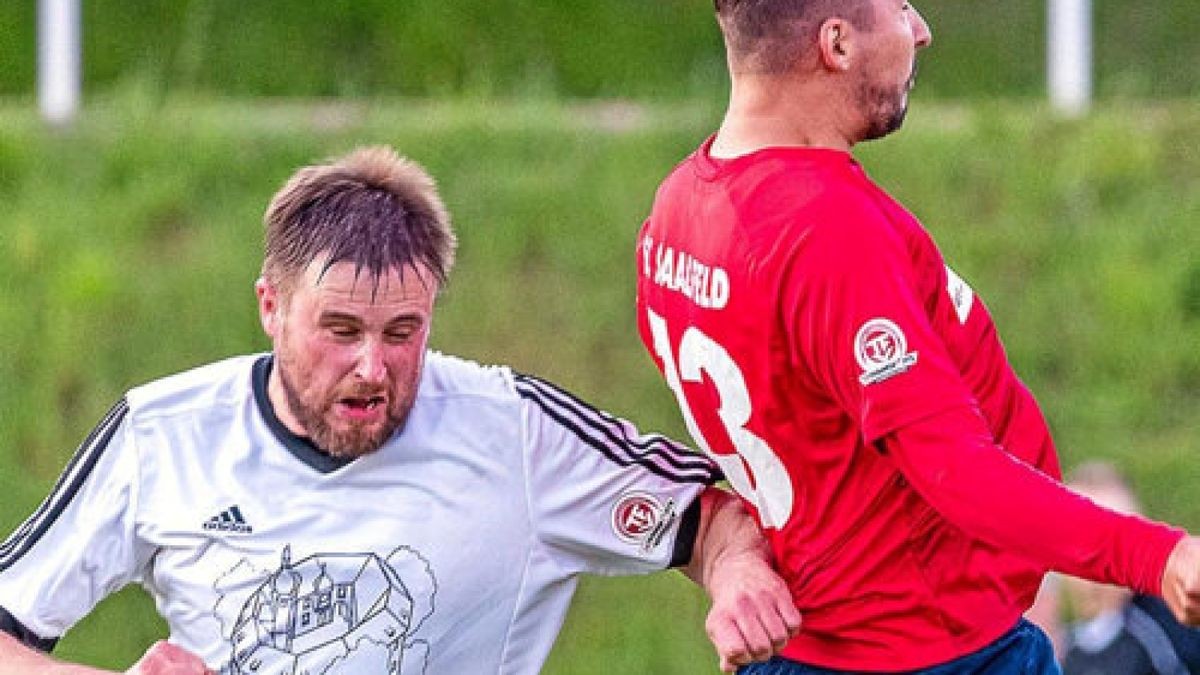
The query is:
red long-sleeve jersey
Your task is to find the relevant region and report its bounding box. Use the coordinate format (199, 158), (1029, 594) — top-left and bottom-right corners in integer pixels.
(635, 137), (1184, 671)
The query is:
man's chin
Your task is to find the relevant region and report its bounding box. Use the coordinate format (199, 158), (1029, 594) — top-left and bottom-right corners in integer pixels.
(314, 423), (395, 459)
(862, 104), (909, 142)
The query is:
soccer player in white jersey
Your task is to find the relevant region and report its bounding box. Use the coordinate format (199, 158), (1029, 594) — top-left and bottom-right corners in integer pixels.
(0, 147), (800, 674)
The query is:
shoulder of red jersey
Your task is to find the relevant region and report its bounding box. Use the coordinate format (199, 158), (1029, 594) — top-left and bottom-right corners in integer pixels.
(728, 176), (905, 271)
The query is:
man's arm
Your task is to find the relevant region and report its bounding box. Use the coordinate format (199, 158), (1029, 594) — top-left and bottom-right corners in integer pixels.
(682, 487), (801, 673)
(0, 630), (100, 675)
(512, 372), (798, 668)
(885, 406), (1189, 606)
(0, 633), (211, 675)
(0, 399), (211, 674)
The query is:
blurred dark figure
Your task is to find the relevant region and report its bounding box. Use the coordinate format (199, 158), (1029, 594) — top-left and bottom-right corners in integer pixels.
(1057, 462), (1200, 675)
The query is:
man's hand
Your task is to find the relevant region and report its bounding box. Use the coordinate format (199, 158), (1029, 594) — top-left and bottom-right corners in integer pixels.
(703, 549), (802, 672)
(125, 642), (213, 675)
(685, 489), (802, 673)
(1162, 535), (1200, 625)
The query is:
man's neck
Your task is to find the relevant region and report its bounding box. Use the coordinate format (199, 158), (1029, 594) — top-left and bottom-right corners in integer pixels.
(711, 76), (855, 158)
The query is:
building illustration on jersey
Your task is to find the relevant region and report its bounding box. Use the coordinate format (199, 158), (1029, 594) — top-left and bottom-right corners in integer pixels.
(225, 546), (435, 674)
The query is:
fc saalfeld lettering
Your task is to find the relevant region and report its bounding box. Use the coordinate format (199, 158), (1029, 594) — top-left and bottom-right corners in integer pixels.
(641, 235), (730, 310)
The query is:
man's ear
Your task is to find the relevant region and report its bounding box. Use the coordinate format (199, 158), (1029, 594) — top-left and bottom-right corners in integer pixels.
(817, 18), (853, 71)
(255, 277), (281, 338)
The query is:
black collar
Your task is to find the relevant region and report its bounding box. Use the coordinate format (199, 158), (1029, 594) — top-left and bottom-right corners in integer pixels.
(252, 355), (354, 473)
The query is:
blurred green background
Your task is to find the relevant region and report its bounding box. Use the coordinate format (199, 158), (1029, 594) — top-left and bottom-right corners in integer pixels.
(0, 0), (1198, 673)
(0, 1), (1197, 99)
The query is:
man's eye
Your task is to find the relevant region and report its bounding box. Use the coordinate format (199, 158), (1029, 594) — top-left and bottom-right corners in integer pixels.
(385, 330), (413, 343)
(329, 326), (358, 338)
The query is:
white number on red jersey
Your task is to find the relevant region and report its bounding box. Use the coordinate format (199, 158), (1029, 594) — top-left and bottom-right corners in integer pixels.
(646, 309), (793, 528)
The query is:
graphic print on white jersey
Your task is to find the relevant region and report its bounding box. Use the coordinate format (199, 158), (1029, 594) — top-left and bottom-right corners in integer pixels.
(0, 399), (128, 575)
(512, 372), (720, 486)
(214, 545), (436, 675)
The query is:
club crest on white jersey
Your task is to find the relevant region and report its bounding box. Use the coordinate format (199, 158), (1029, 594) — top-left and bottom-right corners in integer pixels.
(610, 492), (677, 553)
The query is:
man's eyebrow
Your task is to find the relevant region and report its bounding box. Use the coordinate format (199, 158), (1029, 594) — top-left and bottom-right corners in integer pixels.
(317, 310), (363, 324)
(316, 309), (428, 328)
(384, 313), (427, 328)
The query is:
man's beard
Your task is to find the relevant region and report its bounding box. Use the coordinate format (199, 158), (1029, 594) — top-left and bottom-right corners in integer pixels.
(277, 358), (408, 459)
(858, 63), (917, 142)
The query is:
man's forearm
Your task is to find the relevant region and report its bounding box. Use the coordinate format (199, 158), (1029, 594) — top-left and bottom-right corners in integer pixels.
(0, 631), (109, 675)
(684, 487), (773, 587)
(683, 486), (801, 672)
(0, 633), (213, 675)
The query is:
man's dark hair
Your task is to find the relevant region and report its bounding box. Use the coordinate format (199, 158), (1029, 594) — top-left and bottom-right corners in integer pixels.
(714, 0), (876, 73)
(262, 146), (457, 297)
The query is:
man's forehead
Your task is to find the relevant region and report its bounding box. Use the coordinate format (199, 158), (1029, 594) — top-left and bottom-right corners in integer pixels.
(302, 259), (438, 303)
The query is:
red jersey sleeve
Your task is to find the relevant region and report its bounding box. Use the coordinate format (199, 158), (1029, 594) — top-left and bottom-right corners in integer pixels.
(885, 405), (1184, 595)
(782, 190), (973, 442)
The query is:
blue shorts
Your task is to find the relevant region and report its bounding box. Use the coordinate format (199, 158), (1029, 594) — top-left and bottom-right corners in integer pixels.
(739, 619), (1061, 675)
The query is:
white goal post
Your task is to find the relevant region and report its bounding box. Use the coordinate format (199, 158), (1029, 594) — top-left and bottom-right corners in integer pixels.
(37, 0), (81, 126)
(1048, 0), (1092, 116)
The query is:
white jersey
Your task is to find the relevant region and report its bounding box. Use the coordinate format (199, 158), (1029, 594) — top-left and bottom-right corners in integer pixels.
(0, 352), (718, 674)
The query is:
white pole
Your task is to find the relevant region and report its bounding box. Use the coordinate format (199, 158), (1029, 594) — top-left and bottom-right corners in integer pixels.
(38, 0), (81, 126)
(1048, 0), (1092, 116)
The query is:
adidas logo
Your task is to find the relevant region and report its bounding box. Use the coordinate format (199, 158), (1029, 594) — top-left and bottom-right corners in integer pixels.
(203, 505), (253, 534)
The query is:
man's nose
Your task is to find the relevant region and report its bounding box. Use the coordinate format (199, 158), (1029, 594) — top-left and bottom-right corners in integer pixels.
(354, 340), (388, 383)
(911, 6), (933, 49)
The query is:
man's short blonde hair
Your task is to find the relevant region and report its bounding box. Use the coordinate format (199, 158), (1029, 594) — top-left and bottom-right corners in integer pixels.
(262, 146), (457, 297)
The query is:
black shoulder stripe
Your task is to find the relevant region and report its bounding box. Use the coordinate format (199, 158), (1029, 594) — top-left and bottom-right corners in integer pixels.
(0, 606), (57, 652)
(0, 399), (128, 571)
(518, 374), (719, 475)
(515, 374), (716, 473)
(515, 373), (717, 481)
(513, 372), (715, 478)
(513, 373), (720, 485)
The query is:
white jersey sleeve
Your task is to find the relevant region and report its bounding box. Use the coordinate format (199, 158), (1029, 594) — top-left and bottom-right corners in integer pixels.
(512, 372), (720, 577)
(0, 399), (153, 644)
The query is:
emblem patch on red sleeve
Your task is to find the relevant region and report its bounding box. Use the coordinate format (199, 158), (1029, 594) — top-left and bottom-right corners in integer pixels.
(945, 266), (976, 325)
(611, 492), (677, 552)
(855, 318), (919, 385)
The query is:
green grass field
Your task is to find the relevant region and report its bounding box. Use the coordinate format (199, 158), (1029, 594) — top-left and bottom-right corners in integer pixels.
(1, 96), (1199, 671)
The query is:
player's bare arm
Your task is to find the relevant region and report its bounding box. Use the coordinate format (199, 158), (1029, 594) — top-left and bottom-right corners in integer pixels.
(684, 488), (801, 673)
(0, 634), (212, 675)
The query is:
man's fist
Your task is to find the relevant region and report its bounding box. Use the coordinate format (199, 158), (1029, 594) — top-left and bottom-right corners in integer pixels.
(704, 551), (803, 673)
(1162, 535), (1200, 625)
(126, 641), (213, 675)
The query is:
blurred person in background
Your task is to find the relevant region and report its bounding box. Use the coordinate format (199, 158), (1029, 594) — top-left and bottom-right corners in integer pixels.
(0, 146), (799, 674)
(633, 0), (1200, 673)
(1029, 461), (1200, 675)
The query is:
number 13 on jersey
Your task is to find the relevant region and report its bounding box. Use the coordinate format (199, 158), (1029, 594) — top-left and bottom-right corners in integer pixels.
(646, 309), (793, 529)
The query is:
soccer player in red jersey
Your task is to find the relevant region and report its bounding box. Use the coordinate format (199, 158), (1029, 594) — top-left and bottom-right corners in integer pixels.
(634, 1), (1200, 672)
